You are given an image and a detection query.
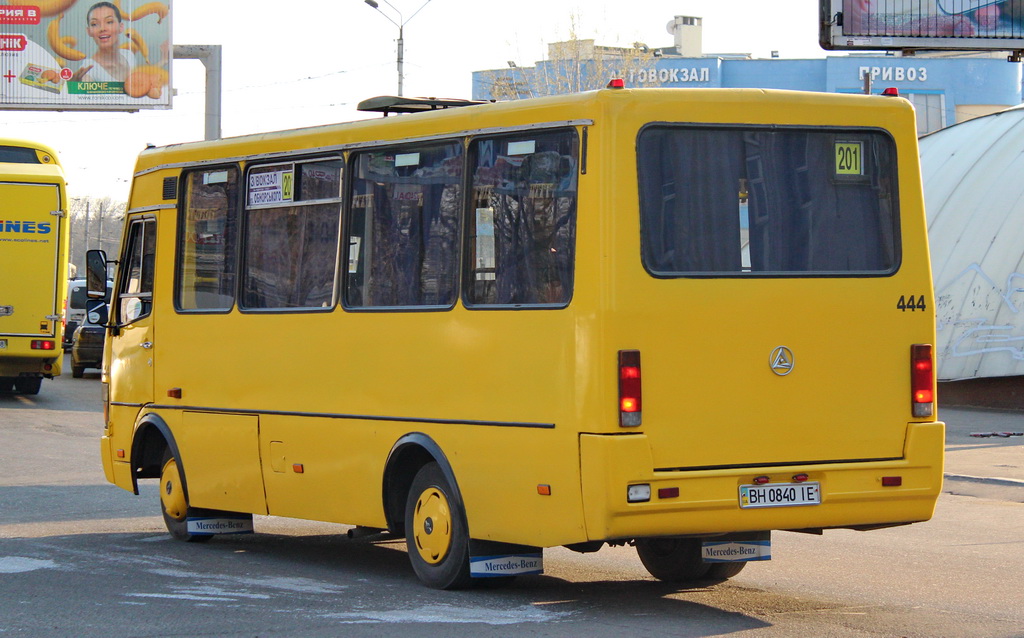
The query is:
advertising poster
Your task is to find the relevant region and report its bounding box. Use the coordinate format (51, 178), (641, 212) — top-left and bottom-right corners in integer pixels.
(822, 0), (1024, 51)
(0, 1), (171, 110)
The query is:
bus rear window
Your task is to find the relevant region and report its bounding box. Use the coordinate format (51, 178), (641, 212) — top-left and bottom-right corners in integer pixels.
(637, 126), (900, 276)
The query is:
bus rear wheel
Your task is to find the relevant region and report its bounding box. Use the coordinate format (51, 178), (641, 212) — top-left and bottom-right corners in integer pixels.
(159, 451), (211, 543)
(404, 462), (472, 589)
(635, 538), (710, 583)
(14, 376), (41, 395)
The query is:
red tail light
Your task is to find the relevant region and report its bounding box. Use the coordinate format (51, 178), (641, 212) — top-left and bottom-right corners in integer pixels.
(31, 340), (55, 350)
(618, 350), (642, 427)
(911, 344), (934, 418)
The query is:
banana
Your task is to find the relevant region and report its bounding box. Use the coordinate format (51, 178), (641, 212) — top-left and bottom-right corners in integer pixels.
(123, 29), (149, 64)
(47, 14), (86, 62)
(3, 0), (76, 17)
(128, 2), (169, 23)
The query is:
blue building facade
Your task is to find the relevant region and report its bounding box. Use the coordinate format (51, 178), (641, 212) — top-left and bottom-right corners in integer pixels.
(473, 54), (1022, 135)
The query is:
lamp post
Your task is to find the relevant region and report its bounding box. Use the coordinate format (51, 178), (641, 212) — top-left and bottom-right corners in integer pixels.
(363, 0), (433, 96)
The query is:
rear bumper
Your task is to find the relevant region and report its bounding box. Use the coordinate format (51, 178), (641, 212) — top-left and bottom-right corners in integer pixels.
(0, 353), (61, 377)
(579, 421), (944, 541)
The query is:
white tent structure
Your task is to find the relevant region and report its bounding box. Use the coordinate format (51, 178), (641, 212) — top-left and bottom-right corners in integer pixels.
(920, 105), (1024, 381)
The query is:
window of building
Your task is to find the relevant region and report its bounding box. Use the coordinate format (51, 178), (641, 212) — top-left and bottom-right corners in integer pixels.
(465, 129), (579, 307)
(907, 92), (946, 135)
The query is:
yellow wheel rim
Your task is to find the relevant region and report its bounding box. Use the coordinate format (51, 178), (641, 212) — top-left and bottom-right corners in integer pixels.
(160, 458), (187, 520)
(412, 486), (452, 565)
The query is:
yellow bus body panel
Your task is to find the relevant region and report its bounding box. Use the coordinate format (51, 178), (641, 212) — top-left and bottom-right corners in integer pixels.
(102, 89), (943, 549)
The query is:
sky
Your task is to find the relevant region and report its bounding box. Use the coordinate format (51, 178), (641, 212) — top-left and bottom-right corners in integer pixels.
(1, 0), (828, 200)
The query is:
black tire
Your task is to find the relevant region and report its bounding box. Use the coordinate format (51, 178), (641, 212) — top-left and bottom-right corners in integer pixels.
(404, 462), (472, 589)
(635, 538), (710, 583)
(159, 450), (212, 543)
(14, 376), (42, 395)
(72, 366), (84, 379)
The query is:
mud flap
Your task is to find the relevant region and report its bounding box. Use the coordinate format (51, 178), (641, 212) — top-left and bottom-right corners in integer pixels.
(186, 512), (254, 536)
(468, 539), (543, 578)
(701, 531), (771, 563)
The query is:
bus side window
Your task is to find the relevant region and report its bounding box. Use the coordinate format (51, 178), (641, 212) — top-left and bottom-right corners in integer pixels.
(345, 142), (463, 308)
(465, 129), (579, 307)
(117, 218), (157, 325)
(240, 159), (343, 310)
(177, 167), (240, 311)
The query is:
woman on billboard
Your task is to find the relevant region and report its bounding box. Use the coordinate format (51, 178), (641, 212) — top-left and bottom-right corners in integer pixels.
(72, 2), (133, 82)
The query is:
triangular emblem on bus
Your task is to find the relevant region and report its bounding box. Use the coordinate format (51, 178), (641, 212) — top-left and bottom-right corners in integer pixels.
(770, 346), (794, 376)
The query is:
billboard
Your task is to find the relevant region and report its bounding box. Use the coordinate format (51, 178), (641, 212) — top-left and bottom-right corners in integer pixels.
(0, 1), (171, 110)
(820, 0), (1024, 53)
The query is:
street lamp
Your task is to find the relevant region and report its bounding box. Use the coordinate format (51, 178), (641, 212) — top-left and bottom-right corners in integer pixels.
(364, 0), (433, 96)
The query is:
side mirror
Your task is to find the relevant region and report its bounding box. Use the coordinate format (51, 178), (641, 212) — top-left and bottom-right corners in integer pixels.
(86, 250), (108, 299)
(85, 299), (108, 327)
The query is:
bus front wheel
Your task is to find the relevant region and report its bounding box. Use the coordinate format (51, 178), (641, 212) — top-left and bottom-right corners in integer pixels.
(159, 451), (211, 543)
(404, 462), (472, 589)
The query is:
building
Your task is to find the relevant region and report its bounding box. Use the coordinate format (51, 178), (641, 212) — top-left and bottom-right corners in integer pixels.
(473, 15), (1023, 136)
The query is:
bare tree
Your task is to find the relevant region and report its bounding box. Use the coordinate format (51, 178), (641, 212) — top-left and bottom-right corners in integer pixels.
(68, 196), (126, 278)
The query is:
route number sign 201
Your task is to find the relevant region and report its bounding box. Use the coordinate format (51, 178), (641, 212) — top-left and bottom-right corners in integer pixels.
(835, 141), (863, 176)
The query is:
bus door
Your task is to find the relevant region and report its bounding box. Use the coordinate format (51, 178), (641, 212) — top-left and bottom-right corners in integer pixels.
(109, 216), (157, 409)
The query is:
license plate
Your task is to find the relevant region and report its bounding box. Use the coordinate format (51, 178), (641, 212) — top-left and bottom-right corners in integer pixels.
(739, 482), (821, 509)
(0, 339), (6, 349)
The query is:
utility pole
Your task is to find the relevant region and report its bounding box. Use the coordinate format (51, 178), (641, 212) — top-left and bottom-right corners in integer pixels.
(364, 0), (434, 96)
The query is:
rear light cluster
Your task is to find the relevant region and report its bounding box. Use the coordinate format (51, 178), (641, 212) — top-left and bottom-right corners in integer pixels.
(626, 484), (681, 503)
(911, 344), (935, 418)
(30, 340), (55, 350)
(618, 350), (642, 427)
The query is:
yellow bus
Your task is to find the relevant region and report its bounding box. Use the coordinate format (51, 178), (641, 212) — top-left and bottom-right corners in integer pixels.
(90, 86), (944, 589)
(0, 139), (69, 395)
